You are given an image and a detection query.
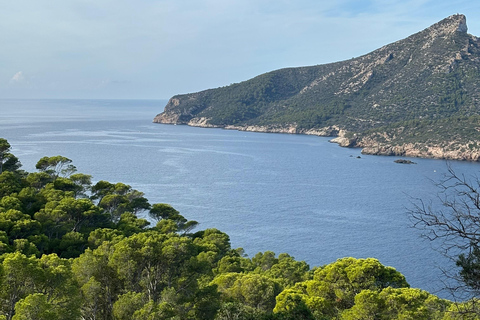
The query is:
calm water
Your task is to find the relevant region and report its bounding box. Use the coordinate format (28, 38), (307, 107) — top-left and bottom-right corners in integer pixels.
(1, 99), (479, 298)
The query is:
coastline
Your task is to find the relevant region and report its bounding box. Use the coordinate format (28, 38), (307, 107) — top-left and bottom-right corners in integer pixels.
(153, 116), (480, 162)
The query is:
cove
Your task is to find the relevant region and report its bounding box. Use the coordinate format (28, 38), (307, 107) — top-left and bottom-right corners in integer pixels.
(2, 99), (479, 298)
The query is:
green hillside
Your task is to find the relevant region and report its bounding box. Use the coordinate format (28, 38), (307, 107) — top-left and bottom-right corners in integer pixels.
(154, 14), (480, 161)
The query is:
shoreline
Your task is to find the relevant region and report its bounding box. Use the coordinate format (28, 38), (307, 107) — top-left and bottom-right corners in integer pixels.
(152, 118), (480, 162)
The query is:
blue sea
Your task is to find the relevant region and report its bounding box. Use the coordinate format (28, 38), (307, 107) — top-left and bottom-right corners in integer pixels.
(1, 99), (479, 298)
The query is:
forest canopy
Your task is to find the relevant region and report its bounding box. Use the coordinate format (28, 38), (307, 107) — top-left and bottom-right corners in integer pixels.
(0, 138), (476, 320)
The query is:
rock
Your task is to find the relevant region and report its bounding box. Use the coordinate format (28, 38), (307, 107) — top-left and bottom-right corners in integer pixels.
(329, 130), (357, 147)
(394, 159), (417, 164)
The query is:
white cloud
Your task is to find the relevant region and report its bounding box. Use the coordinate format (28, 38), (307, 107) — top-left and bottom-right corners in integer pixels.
(10, 71), (25, 84)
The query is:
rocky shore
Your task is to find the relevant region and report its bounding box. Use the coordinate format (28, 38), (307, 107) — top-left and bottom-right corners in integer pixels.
(328, 129), (480, 161)
(152, 117), (480, 162)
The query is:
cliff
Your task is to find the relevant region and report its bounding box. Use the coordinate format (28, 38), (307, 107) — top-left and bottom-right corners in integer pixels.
(154, 14), (480, 161)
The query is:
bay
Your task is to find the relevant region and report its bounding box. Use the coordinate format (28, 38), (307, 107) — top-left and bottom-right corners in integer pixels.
(1, 99), (479, 298)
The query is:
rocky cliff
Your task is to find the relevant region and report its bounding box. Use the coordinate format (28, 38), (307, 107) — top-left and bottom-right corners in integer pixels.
(154, 14), (480, 161)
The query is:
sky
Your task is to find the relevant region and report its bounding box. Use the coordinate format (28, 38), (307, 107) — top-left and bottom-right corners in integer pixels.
(1, 0), (480, 100)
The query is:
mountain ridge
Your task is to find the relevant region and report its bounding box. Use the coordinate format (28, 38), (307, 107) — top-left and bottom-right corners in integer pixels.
(154, 14), (480, 161)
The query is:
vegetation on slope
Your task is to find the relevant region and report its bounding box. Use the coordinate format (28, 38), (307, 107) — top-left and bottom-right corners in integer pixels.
(154, 14), (480, 160)
(0, 138), (478, 319)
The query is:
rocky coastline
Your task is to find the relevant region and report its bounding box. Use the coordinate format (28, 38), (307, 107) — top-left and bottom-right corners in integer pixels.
(152, 116), (480, 162)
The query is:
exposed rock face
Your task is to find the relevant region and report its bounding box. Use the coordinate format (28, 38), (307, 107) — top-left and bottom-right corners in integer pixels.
(222, 124), (341, 137)
(357, 141), (480, 161)
(329, 130), (357, 148)
(352, 135), (480, 161)
(188, 117), (219, 128)
(154, 14), (480, 161)
(154, 111), (180, 124)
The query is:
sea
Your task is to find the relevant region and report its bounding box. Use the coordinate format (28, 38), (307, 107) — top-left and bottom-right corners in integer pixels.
(1, 99), (479, 298)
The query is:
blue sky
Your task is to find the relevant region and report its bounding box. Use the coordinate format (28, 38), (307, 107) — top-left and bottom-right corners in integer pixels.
(1, 0), (479, 99)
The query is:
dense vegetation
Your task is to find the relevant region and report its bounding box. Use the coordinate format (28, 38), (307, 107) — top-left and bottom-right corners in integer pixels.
(154, 15), (480, 156)
(0, 137), (478, 319)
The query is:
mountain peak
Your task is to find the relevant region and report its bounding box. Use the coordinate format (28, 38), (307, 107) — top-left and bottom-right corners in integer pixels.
(427, 14), (468, 34)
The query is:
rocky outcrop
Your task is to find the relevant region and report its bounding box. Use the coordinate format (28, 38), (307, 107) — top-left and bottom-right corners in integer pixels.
(354, 139), (480, 161)
(224, 124), (299, 134)
(187, 117), (220, 128)
(153, 111), (182, 124)
(394, 159), (417, 164)
(329, 130), (357, 148)
(222, 124), (341, 136)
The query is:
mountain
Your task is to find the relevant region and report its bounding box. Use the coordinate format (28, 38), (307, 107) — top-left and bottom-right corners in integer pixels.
(154, 14), (480, 161)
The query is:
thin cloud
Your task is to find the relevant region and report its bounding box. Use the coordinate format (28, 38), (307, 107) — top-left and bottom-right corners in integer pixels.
(9, 71), (25, 84)
(0, 1), (479, 98)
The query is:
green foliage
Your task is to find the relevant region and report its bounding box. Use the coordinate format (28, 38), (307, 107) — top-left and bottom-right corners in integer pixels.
(273, 257), (410, 319)
(113, 291), (146, 319)
(212, 273), (281, 311)
(257, 253), (310, 288)
(443, 300), (480, 319)
(157, 20), (480, 154)
(92, 181), (151, 222)
(341, 287), (450, 320)
(0, 172), (22, 199)
(12, 294), (56, 320)
(0, 139), (21, 174)
(0, 251), (80, 320)
(35, 156), (76, 179)
(0, 139), (466, 319)
(150, 203), (198, 234)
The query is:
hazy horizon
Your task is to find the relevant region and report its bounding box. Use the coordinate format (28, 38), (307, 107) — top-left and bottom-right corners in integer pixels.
(2, 1), (480, 100)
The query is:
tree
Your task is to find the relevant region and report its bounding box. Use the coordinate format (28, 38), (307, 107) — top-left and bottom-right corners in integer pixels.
(264, 253), (310, 288)
(149, 203), (180, 222)
(92, 181), (150, 222)
(90, 180), (115, 203)
(273, 257), (409, 319)
(53, 176), (89, 198)
(117, 212), (150, 236)
(0, 252), (44, 320)
(72, 243), (122, 320)
(212, 273), (281, 312)
(0, 209), (42, 241)
(69, 173), (92, 198)
(252, 251), (278, 272)
(409, 166), (480, 302)
(11, 294), (56, 320)
(25, 172), (52, 190)
(340, 287), (449, 320)
(112, 291), (146, 320)
(0, 172), (22, 198)
(35, 156), (76, 179)
(109, 231), (199, 302)
(0, 139), (21, 174)
(150, 203), (198, 234)
(0, 139), (11, 174)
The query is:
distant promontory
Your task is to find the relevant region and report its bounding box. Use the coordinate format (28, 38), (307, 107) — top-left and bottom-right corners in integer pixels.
(154, 14), (480, 161)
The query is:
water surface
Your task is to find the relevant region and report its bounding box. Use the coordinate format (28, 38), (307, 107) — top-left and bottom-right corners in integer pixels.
(2, 99), (479, 298)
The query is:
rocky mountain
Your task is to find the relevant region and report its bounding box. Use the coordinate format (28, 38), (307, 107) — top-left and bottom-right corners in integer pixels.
(154, 14), (480, 161)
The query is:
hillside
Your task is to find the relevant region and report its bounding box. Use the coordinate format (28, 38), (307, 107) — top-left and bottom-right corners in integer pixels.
(154, 14), (480, 161)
